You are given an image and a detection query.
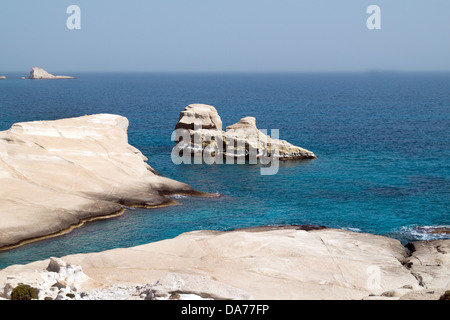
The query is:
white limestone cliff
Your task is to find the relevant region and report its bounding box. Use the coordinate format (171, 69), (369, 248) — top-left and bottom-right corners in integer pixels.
(0, 114), (209, 250)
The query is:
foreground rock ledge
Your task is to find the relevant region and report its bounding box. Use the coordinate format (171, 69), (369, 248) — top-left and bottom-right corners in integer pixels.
(0, 114), (209, 250)
(1, 227), (448, 300)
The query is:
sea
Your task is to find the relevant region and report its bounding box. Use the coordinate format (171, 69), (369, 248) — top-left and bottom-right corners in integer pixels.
(0, 72), (449, 269)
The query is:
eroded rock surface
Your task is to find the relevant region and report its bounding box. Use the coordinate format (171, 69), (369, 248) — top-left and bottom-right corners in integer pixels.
(403, 240), (450, 289)
(1, 227), (448, 300)
(0, 114), (205, 249)
(173, 104), (316, 161)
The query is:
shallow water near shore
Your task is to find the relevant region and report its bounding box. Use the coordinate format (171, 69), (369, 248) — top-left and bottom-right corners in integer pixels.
(0, 72), (449, 269)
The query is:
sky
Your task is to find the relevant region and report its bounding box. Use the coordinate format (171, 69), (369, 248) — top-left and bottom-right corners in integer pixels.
(0, 0), (449, 73)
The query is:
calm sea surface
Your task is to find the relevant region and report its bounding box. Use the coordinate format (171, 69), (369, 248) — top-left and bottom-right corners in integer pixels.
(0, 72), (449, 268)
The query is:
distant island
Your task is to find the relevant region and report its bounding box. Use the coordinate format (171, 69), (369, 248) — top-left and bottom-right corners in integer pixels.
(28, 67), (76, 80)
(0, 76), (6, 80)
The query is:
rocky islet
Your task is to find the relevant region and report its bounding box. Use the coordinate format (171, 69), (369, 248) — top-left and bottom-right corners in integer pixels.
(173, 104), (316, 162)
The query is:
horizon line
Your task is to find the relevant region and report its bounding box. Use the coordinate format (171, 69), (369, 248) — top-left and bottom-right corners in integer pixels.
(2, 70), (450, 75)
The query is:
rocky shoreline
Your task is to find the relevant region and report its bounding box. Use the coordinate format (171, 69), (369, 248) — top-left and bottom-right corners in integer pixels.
(0, 226), (449, 300)
(0, 114), (213, 251)
(0, 113), (448, 300)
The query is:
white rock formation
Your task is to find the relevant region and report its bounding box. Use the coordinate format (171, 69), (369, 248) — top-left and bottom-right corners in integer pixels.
(28, 67), (75, 79)
(225, 116), (316, 160)
(403, 240), (450, 289)
(1, 226), (448, 300)
(0, 114), (209, 250)
(174, 104), (316, 161)
(0, 257), (92, 300)
(175, 104), (223, 131)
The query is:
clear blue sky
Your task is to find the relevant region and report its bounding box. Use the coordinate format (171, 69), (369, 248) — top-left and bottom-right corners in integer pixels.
(1, 0), (449, 73)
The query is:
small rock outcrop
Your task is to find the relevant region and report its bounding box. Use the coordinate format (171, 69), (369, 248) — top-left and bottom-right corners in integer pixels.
(28, 67), (75, 79)
(402, 240), (450, 289)
(1, 257), (92, 300)
(175, 104), (223, 131)
(225, 116), (316, 160)
(173, 104), (316, 161)
(0, 76), (6, 80)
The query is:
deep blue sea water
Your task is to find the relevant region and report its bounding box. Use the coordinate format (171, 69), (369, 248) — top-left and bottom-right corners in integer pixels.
(0, 72), (449, 269)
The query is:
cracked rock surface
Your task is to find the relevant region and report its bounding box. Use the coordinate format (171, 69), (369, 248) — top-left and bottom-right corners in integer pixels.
(402, 240), (450, 289)
(1, 227), (448, 300)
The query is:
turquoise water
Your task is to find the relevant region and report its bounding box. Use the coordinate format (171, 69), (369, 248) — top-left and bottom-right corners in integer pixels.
(0, 72), (449, 269)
